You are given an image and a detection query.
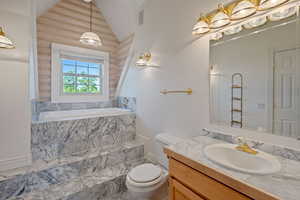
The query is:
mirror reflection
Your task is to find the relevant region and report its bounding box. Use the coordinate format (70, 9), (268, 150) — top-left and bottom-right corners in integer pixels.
(209, 14), (300, 139)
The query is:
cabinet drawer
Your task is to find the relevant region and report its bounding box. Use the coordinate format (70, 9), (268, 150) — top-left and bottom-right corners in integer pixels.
(169, 159), (252, 200)
(170, 178), (205, 200)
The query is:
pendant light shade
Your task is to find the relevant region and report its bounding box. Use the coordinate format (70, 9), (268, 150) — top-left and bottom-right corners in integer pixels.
(0, 27), (15, 49)
(80, 0), (102, 46)
(268, 6), (297, 21)
(192, 15), (210, 35)
(209, 4), (231, 29)
(258, 0), (289, 10)
(80, 32), (102, 46)
(230, 0), (257, 20)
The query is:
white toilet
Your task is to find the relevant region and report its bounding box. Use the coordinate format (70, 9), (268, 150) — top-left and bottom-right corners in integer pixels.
(126, 133), (183, 200)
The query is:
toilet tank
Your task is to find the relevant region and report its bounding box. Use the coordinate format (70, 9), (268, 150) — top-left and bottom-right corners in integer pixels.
(154, 133), (183, 169)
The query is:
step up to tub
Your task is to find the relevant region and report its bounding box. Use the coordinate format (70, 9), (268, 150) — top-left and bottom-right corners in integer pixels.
(0, 141), (144, 200)
(8, 162), (140, 200)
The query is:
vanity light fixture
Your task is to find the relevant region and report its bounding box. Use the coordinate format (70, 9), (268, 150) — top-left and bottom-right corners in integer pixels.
(0, 27), (15, 49)
(209, 4), (231, 29)
(192, 15), (210, 35)
(210, 32), (223, 40)
(258, 0), (290, 10)
(243, 16), (268, 29)
(192, 0), (298, 40)
(224, 25), (243, 35)
(136, 53), (152, 67)
(268, 6), (297, 21)
(229, 0), (258, 20)
(80, 0), (102, 46)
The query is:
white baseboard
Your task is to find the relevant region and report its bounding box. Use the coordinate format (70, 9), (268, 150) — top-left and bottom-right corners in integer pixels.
(0, 155), (32, 172)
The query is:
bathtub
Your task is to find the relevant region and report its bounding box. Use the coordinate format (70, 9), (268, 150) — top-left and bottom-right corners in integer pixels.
(38, 108), (133, 122)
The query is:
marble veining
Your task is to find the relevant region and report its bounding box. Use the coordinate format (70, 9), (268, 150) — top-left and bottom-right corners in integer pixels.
(201, 130), (300, 162)
(0, 141), (144, 200)
(116, 97), (136, 112)
(31, 114), (136, 162)
(167, 136), (300, 200)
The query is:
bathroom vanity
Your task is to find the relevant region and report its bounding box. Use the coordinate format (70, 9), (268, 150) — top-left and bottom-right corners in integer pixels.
(164, 136), (300, 200)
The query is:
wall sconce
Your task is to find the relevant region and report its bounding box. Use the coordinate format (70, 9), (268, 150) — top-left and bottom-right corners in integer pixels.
(136, 52), (154, 67)
(0, 27), (15, 49)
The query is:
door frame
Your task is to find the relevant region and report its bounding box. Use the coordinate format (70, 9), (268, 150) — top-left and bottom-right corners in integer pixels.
(270, 43), (300, 134)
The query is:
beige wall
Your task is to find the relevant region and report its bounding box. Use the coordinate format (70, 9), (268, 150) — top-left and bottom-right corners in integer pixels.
(116, 34), (134, 83)
(37, 0), (124, 100)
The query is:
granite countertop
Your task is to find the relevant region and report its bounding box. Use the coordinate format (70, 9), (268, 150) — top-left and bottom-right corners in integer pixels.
(166, 136), (300, 200)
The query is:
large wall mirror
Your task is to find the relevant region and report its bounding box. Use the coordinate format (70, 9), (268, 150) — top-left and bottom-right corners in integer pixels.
(209, 11), (300, 140)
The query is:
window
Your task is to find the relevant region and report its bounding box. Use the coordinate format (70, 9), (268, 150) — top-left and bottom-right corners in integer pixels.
(51, 43), (109, 103)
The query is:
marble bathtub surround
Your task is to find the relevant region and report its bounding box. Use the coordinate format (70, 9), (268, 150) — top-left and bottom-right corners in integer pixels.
(31, 114), (136, 162)
(32, 100), (117, 113)
(167, 136), (300, 200)
(116, 97), (136, 112)
(201, 129), (300, 162)
(31, 97), (137, 121)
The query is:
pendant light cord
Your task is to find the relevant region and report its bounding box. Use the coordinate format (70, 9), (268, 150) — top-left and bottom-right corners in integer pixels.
(90, 1), (92, 32)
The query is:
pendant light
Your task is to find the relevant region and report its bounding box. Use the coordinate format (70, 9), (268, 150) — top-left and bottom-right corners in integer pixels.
(258, 0), (289, 10)
(192, 15), (210, 35)
(209, 4), (231, 29)
(80, 0), (102, 46)
(0, 27), (15, 49)
(229, 0), (258, 20)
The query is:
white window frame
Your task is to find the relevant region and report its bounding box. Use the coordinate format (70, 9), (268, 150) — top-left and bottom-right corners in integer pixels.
(51, 43), (109, 103)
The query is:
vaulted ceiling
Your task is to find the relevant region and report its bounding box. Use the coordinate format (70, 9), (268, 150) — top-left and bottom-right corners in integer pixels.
(36, 0), (145, 41)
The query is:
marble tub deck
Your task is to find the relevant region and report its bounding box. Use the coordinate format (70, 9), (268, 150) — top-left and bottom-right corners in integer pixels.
(167, 136), (300, 200)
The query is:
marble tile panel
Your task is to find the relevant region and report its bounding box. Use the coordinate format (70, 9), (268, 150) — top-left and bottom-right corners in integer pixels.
(31, 114), (136, 162)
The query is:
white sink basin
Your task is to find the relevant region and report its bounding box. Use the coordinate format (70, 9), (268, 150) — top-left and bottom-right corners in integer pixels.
(204, 143), (281, 175)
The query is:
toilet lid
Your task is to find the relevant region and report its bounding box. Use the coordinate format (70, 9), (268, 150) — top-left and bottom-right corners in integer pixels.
(128, 164), (162, 183)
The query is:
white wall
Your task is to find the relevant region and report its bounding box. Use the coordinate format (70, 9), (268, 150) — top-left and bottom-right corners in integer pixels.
(0, 0), (32, 171)
(120, 0), (223, 161)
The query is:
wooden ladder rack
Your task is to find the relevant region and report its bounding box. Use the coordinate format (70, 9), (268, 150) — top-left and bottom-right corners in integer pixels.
(231, 73), (243, 128)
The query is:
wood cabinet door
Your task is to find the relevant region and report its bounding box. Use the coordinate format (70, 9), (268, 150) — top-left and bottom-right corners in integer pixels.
(169, 178), (205, 200)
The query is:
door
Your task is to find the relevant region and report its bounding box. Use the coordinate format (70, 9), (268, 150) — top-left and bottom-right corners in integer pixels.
(274, 48), (300, 138)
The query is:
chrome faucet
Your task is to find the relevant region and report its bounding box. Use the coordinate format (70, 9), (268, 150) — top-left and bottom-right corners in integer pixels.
(235, 136), (258, 155)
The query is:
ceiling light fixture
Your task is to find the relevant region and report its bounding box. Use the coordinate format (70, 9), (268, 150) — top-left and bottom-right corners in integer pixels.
(80, 0), (102, 46)
(0, 27), (15, 49)
(258, 0), (290, 10)
(192, 15), (210, 35)
(209, 4), (231, 29)
(229, 0), (258, 20)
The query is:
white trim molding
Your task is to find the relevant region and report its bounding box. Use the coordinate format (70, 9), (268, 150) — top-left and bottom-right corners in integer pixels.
(51, 43), (110, 103)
